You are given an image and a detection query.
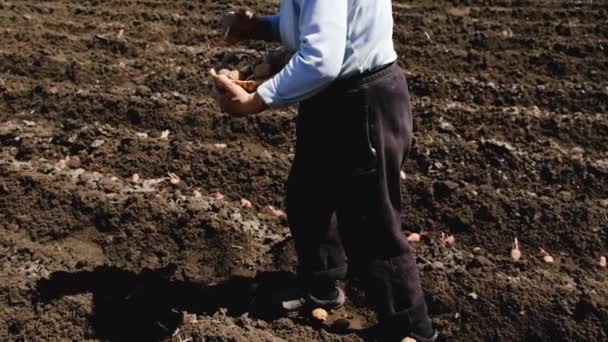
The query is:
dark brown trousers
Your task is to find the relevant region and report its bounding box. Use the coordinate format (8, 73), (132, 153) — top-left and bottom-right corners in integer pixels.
(287, 63), (431, 334)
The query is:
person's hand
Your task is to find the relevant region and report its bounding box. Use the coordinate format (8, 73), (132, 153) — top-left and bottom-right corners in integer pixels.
(212, 75), (268, 116)
(220, 9), (275, 43)
(220, 9), (256, 44)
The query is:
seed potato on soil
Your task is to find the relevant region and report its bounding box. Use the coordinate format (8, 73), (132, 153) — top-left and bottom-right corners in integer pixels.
(0, 0), (607, 341)
(311, 308), (328, 322)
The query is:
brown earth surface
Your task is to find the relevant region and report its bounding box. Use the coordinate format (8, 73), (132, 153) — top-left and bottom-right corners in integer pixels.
(1, 0), (607, 341)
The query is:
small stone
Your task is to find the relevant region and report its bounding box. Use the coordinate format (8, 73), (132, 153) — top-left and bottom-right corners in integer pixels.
(255, 320), (269, 329)
(99, 177), (121, 192)
(431, 261), (444, 270)
(79, 171), (100, 184)
(439, 120), (455, 133)
(91, 139), (105, 148)
(67, 156), (81, 169)
(71, 168), (86, 179)
(600, 256), (607, 268)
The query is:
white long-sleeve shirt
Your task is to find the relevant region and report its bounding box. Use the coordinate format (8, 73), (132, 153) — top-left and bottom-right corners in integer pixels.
(256, 0), (397, 108)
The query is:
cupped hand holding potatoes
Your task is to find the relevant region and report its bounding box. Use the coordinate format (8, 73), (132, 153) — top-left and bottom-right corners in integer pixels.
(211, 70), (267, 116)
(209, 63), (275, 116)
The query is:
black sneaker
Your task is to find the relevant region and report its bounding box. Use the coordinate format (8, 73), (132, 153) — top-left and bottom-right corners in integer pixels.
(279, 286), (346, 311)
(373, 310), (438, 342)
(404, 330), (439, 342)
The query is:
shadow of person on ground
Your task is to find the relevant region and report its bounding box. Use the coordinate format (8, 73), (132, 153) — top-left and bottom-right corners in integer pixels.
(35, 266), (300, 341)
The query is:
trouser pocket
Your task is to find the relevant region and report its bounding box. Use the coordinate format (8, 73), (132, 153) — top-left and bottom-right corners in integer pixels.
(346, 100), (379, 177)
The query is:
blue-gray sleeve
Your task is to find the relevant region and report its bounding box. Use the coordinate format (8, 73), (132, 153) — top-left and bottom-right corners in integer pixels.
(259, 14), (281, 42)
(257, 0), (348, 108)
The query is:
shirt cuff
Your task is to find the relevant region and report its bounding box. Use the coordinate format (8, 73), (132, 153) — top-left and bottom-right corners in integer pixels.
(256, 79), (287, 109)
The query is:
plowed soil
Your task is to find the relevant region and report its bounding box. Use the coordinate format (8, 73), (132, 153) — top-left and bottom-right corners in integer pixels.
(1, 0), (607, 341)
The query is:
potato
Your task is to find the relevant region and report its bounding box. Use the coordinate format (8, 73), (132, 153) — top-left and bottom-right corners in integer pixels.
(227, 70), (241, 80)
(311, 308), (328, 321)
(209, 68), (260, 92)
(217, 68), (231, 76)
(217, 68), (241, 80)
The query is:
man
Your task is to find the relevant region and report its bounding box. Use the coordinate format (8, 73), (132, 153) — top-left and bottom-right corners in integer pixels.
(213, 1), (437, 341)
